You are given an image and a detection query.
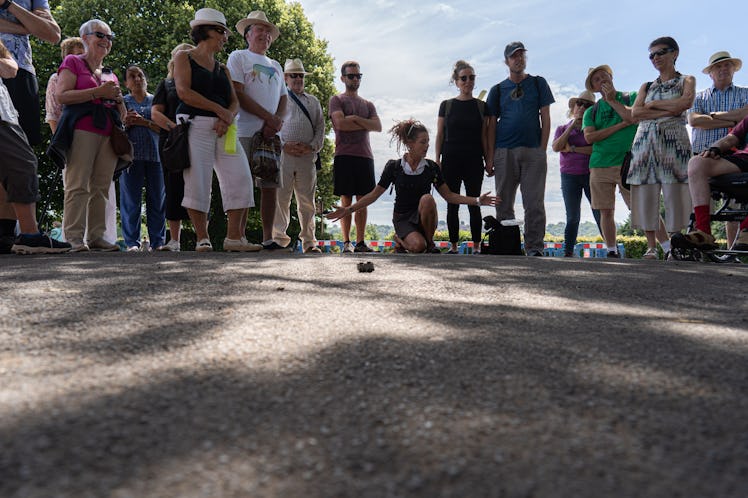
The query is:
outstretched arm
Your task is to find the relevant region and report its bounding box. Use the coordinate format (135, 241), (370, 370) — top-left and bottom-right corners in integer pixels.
(326, 185), (387, 221)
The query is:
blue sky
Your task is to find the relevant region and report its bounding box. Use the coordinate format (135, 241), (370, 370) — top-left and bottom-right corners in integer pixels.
(298, 0), (747, 228)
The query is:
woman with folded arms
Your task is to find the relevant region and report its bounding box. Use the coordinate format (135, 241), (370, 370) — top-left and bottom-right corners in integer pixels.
(629, 36), (695, 259)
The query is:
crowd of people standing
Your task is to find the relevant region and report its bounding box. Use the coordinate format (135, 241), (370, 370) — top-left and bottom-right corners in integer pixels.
(1, 2), (747, 257)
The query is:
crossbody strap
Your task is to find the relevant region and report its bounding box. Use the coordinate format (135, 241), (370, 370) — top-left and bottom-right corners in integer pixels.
(288, 89), (314, 128)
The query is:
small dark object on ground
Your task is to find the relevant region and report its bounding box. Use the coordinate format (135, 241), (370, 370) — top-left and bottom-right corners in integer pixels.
(357, 261), (374, 273)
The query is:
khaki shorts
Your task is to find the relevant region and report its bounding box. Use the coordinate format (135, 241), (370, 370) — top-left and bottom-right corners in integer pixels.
(590, 166), (630, 210)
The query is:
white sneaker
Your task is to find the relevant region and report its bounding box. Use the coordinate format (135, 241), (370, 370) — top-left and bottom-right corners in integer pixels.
(196, 238), (213, 252)
(223, 237), (262, 252)
(127, 245), (140, 252)
(342, 241), (354, 253)
(643, 247), (658, 260)
(159, 239), (180, 252)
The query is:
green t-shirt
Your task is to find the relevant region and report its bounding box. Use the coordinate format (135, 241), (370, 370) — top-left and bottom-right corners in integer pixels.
(582, 91), (638, 168)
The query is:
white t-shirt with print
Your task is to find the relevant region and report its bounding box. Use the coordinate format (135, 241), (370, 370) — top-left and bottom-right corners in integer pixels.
(227, 49), (287, 138)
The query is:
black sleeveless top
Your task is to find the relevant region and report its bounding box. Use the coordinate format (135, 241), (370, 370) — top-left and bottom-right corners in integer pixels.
(175, 54), (231, 117)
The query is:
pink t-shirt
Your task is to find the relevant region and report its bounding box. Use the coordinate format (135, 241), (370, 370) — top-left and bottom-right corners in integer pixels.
(329, 93), (377, 159)
(58, 54), (119, 135)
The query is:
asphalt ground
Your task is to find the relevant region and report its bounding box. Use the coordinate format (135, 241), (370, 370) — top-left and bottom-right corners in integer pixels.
(1, 251), (747, 497)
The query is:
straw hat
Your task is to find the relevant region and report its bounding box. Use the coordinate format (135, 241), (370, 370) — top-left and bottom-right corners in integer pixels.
(568, 90), (596, 109)
(189, 8), (227, 29)
(702, 51), (742, 74)
(585, 65), (613, 92)
(236, 11), (280, 40)
(284, 58), (309, 74)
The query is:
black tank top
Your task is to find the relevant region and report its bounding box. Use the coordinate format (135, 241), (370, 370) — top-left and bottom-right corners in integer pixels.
(176, 54), (231, 117)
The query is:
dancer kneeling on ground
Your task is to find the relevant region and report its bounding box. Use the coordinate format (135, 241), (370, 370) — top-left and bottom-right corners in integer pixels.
(326, 120), (499, 253)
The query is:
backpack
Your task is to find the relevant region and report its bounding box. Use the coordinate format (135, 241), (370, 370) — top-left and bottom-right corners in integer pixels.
(480, 215), (523, 255)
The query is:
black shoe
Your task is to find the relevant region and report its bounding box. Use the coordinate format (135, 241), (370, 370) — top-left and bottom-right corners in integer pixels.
(606, 250), (620, 259)
(262, 241), (286, 250)
(12, 233), (72, 254)
(526, 249), (543, 257)
(0, 234), (14, 254)
(354, 242), (373, 253)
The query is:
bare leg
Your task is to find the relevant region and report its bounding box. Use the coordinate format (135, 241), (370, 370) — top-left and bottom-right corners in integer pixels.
(401, 232), (427, 253)
(226, 208), (246, 240)
(11, 202), (38, 233)
(340, 194), (352, 242)
(354, 194), (367, 244)
(0, 185), (16, 220)
(418, 194), (438, 248)
(260, 187), (276, 242)
(188, 208), (209, 241)
(599, 208), (617, 248)
(168, 219), (181, 241)
(644, 230), (657, 251)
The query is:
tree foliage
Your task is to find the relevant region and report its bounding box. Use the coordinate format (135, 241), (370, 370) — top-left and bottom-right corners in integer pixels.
(31, 0), (337, 241)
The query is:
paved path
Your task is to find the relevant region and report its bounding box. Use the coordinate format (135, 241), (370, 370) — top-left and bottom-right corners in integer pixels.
(1, 252), (747, 497)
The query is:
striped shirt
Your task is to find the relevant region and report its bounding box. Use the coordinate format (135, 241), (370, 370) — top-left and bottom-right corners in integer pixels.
(688, 84), (748, 153)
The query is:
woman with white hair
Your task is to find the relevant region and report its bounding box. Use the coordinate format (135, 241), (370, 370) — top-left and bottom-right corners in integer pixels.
(54, 19), (125, 252)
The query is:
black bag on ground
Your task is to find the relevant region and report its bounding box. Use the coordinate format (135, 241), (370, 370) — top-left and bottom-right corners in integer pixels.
(161, 117), (191, 172)
(481, 215), (523, 255)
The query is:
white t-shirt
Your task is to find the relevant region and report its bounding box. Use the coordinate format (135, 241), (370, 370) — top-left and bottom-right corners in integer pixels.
(227, 49), (287, 138)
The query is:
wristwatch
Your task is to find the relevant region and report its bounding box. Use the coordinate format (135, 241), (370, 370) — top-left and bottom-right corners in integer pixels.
(0, 0), (13, 10)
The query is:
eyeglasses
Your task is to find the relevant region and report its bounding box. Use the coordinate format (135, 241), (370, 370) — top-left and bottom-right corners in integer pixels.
(86, 31), (115, 41)
(649, 47), (675, 60)
(575, 101), (593, 109)
(344, 73), (363, 80)
(287, 73), (304, 79)
(510, 84), (524, 100)
(459, 74), (476, 82)
(209, 26), (228, 35)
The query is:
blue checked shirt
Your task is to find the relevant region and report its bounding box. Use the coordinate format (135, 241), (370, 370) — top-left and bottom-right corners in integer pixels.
(124, 94), (160, 163)
(688, 84), (748, 153)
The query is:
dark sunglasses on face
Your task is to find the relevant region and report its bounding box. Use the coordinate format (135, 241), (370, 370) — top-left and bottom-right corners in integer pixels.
(210, 26), (228, 35)
(649, 47), (675, 60)
(576, 101), (592, 109)
(86, 31), (114, 41)
(288, 73), (304, 79)
(345, 73), (363, 80)
(459, 74), (476, 82)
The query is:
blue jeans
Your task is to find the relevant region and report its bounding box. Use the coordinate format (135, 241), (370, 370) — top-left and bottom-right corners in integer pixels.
(119, 160), (166, 248)
(561, 172), (601, 255)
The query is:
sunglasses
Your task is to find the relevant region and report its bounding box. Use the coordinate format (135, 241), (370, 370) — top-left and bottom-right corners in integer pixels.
(344, 73), (363, 80)
(209, 26), (228, 35)
(459, 74), (476, 82)
(86, 31), (115, 41)
(649, 47), (675, 60)
(575, 100), (593, 109)
(288, 73), (304, 79)
(510, 84), (524, 100)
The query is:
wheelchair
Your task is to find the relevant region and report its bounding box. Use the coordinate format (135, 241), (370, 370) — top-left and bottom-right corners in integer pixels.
(670, 172), (748, 263)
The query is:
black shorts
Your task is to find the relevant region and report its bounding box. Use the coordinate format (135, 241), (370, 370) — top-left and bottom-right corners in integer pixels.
(0, 121), (40, 204)
(723, 154), (748, 173)
(333, 155), (375, 196)
(3, 68), (41, 146)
